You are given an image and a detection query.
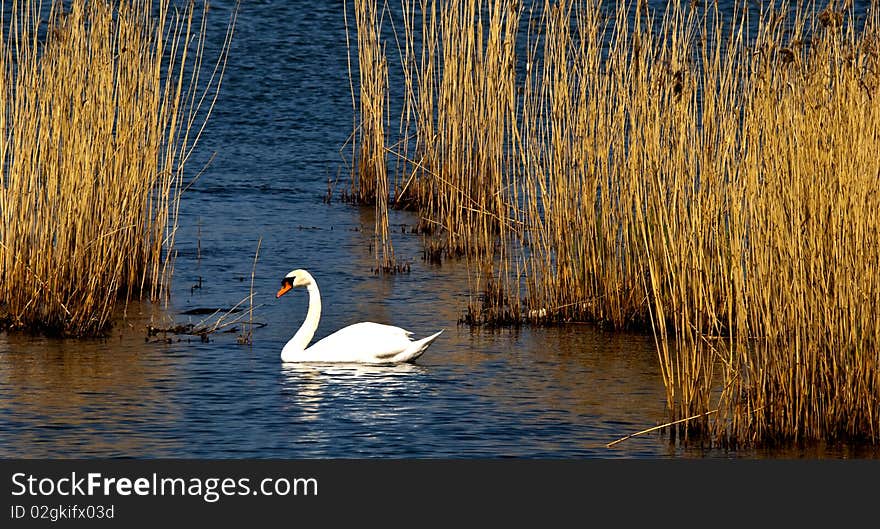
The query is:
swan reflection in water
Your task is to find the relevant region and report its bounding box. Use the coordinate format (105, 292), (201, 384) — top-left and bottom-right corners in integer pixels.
(279, 362), (429, 424)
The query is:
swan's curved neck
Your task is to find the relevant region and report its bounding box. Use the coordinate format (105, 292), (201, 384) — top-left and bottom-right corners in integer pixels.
(288, 282), (321, 352)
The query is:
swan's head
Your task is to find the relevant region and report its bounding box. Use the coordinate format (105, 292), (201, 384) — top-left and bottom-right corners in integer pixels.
(276, 269), (313, 298)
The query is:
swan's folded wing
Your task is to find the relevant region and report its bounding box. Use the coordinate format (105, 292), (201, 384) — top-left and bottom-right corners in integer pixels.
(305, 322), (415, 361)
(330, 322), (413, 340)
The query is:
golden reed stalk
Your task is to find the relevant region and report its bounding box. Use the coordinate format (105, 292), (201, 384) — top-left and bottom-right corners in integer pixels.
(347, 0), (402, 272)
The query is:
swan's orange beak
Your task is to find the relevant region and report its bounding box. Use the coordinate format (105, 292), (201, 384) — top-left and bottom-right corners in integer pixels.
(276, 283), (293, 298)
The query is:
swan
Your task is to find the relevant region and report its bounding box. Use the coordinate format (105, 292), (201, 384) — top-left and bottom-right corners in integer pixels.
(275, 269), (442, 364)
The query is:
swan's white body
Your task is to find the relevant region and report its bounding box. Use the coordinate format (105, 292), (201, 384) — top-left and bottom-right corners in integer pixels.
(277, 269), (442, 364)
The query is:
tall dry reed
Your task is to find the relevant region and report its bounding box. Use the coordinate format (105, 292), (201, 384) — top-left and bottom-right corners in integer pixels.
(348, 0), (880, 445)
(350, 0), (522, 255)
(0, 0), (234, 336)
(348, 0), (403, 272)
(514, 0), (880, 443)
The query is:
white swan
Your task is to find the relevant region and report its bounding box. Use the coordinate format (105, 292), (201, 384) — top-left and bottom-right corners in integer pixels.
(275, 269), (442, 364)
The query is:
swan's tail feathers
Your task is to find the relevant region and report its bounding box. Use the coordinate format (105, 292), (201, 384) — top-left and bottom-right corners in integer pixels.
(394, 329), (443, 364)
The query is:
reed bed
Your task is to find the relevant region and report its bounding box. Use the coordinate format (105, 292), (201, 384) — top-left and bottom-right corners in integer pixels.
(521, 0), (880, 444)
(349, 0), (880, 446)
(0, 0), (233, 336)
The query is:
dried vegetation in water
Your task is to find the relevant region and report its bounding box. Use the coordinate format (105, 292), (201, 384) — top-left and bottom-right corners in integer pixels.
(0, 0), (235, 336)
(348, 0), (880, 446)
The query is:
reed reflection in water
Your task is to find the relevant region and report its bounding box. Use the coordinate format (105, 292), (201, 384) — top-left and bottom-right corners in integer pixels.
(0, 312), (185, 457)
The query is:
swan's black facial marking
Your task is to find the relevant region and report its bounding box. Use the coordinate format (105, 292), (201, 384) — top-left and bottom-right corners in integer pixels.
(277, 277), (296, 298)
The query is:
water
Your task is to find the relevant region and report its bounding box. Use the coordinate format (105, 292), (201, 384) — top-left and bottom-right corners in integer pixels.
(1, 1), (878, 459)
(0, 293), (675, 457)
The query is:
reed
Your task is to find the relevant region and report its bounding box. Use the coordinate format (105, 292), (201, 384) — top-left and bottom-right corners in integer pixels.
(350, 0), (522, 257)
(0, 0), (234, 336)
(348, 0), (880, 445)
(515, 0), (880, 443)
(348, 0), (404, 272)
(719, 2), (880, 444)
(348, 0), (388, 205)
